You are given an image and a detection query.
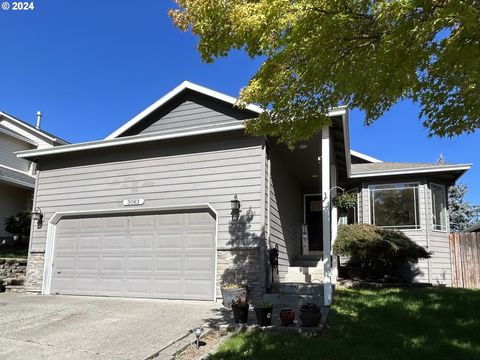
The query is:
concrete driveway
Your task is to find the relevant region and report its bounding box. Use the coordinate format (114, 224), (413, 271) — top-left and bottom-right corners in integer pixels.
(0, 293), (222, 360)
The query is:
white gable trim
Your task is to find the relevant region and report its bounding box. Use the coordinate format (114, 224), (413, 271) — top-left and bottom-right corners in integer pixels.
(106, 81), (264, 140)
(349, 164), (472, 178)
(0, 124), (38, 146)
(350, 150), (382, 163)
(17, 123), (246, 158)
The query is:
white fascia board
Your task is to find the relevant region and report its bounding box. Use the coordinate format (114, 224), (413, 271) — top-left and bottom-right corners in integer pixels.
(350, 150), (382, 163)
(17, 123), (246, 159)
(0, 111), (68, 145)
(349, 164), (472, 178)
(105, 81), (263, 140)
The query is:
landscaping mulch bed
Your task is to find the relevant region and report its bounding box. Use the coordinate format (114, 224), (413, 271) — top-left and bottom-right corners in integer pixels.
(176, 330), (231, 360)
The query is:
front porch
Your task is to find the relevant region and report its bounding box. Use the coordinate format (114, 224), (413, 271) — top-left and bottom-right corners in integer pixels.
(265, 114), (349, 306)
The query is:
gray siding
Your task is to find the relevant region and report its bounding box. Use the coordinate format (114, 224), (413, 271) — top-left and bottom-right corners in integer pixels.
(425, 183), (452, 285)
(359, 179), (451, 285)
(267, 144), (303, 281)
(122, 92), (256, 137)
(0, 132), (34, 172)
(30, 133), (264, 253)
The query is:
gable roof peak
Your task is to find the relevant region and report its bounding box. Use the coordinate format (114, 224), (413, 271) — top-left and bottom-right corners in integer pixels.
(105, 81), (263, 140)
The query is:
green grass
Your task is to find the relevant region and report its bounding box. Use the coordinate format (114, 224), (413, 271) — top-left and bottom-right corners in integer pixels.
(0, 247), (28, 259)
(210, 288), (480, 360)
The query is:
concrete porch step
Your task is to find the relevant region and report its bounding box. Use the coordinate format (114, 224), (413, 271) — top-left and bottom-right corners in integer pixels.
(5, 285), (25, 293)
(271, 283), (324, 296)
(263, 293), (323, 309)
(295, 255), (323, 261)
(284, 265), (324, 283)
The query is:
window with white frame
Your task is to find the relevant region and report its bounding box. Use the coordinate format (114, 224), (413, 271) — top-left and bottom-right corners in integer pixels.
(431, 183), (447, 231)
(369, 183), (421, 229)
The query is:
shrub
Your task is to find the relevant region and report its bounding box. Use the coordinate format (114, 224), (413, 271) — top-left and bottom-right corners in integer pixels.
(333, 224), (431, 280)
(5, 212), (31, 245)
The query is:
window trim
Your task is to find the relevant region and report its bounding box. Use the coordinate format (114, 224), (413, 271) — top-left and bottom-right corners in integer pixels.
(430, 182), (448, 233)
(368, 182), (422, 230)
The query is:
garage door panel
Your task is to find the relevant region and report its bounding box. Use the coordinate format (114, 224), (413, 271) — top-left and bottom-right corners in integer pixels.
(126, 278), (153, 293)
(184, 280), (213, 298)
(158, 213), (184, 226)
(185, 256), (213, 271)
(127, 257), (153, 272)
(55, 236), (77, 250)
(104, 216), (129, 230)
(76, 276), (99, 292)
(51, 211), (215, 300)
(185, 234), (215, 249)
(99, 278), (124, 293)
(77, 256), (100, 271)
(102, 257), (125, 272)
(154, 234), (183, 249)
(78, 237), (102, 250)
(128, 234), (154, 249)
(155, 256), (182, 271)
(104, 235), (126, 250)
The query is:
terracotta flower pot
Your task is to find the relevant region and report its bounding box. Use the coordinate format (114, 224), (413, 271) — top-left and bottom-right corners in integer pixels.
(279, 308), (295, 326)
(299, 307), (321, 327)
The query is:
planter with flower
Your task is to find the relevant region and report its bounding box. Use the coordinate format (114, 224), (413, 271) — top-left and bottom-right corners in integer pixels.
(231, 296), (249, 324)
(220, 283), (248, 309)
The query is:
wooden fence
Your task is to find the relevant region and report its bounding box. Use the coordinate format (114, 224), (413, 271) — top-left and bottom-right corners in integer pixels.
(450, 232), (480, 288)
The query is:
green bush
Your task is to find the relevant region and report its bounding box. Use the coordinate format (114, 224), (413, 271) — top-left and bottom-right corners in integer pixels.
(5, 212), (31, 245)
(333, 224), (430, 280)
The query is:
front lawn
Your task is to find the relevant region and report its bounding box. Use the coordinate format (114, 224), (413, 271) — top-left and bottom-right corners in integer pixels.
(210, 287), (480, 360)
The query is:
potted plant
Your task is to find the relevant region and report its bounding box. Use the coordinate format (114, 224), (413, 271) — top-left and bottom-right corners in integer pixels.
(279, 308), (295, 326)
(299, 303), (321, 327)
(231, 296), (249, 324)
(220, 283), (248, 308)
(254, 302), (273, 326)
(332, 192), (357, 216)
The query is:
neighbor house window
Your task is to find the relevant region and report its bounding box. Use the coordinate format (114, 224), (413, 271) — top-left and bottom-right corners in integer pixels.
(369, 183), (421, 229)
(431, 183), (447, 231)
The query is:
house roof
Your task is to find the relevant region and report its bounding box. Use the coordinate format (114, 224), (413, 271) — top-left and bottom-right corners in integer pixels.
(350, 150), (382, 163)
(463, 222), (480, 233)
(350, 161), (471, 183)
(0, 165), (35, 189)
(12, 81), (471, 184)
(16, 81), (349, 162)
(0, 110), (69, 145)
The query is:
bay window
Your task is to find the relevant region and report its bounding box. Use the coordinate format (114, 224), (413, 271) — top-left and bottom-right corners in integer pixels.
(369, 183), (421, 229)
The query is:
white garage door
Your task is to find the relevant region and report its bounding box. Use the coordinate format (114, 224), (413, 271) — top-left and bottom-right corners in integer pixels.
(51, 210), (216, 300)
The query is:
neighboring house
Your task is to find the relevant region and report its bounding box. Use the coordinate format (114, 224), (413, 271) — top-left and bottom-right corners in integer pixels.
(0, 111), (67, 242)
(17, 82), (471, 305)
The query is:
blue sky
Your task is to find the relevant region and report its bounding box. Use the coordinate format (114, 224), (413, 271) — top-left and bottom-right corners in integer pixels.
(0, 1), (478, 203)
